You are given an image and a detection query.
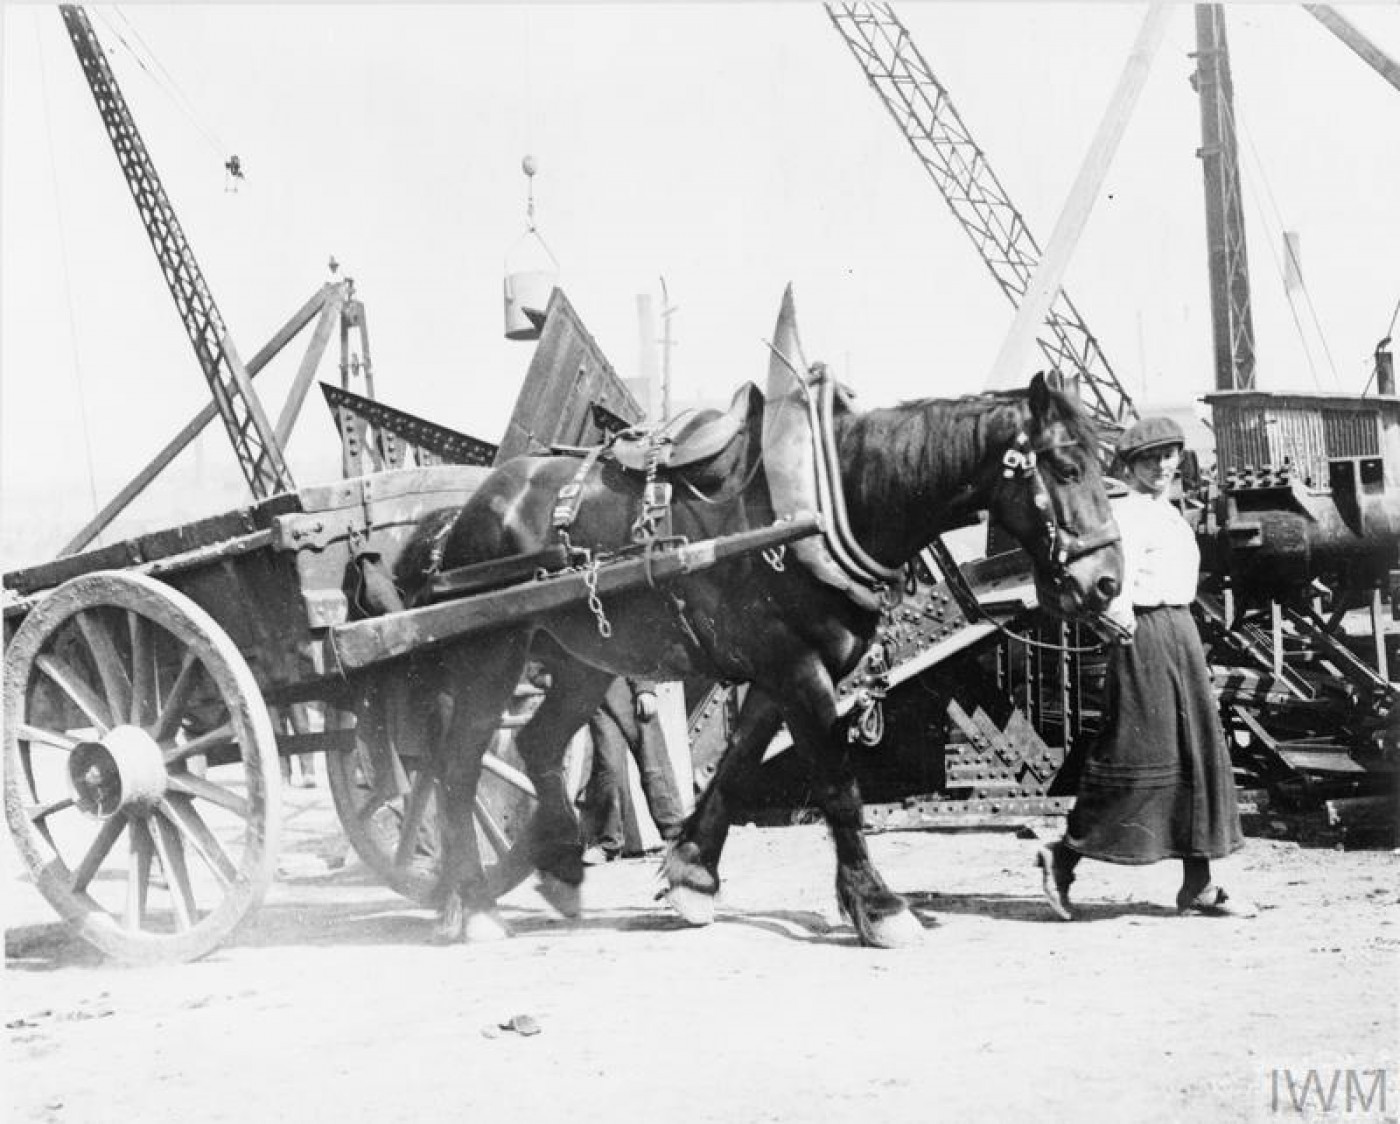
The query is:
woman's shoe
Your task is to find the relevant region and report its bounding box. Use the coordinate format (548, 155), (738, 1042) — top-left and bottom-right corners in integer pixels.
(1035, 843), (1075, 921)
(1176, 884), (1257, 918)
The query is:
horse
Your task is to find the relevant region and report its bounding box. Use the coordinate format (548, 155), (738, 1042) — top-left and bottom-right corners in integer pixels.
(401, 358), (1122, 948)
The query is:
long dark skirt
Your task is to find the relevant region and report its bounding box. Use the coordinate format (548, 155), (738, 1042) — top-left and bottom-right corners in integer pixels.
(1065, 605), (1244, 864)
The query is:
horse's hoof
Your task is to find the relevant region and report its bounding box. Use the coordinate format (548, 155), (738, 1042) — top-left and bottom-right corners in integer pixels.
(866, 907), (923, 949)
(463, 909), (512, 942)
(665, 884), (716, 927)
(430, 922), (461, 945)
(432, 896), (466, 944)
(536, 874), (582, 919)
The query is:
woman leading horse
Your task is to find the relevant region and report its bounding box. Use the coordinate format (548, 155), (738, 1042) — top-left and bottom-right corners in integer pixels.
(405, 300), (1124, 948)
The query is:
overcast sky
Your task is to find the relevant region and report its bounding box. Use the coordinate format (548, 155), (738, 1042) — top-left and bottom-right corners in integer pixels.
(2, 3), (1398, 566)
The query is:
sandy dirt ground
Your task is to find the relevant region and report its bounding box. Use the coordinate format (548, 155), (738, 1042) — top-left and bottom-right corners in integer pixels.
(4, 785), (1397, 1124)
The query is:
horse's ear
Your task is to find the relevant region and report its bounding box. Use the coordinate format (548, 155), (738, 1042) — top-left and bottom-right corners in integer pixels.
(1028, 371), (1053, 419)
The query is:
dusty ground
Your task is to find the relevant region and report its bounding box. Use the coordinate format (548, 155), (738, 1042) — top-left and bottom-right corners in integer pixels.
(4, 786), (1398, 1124)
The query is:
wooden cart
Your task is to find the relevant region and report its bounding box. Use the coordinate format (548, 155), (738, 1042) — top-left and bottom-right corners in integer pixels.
(3, 463), (816, 964)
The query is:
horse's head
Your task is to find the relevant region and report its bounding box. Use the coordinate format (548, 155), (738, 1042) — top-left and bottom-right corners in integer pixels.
(986, 374), (1123, 621)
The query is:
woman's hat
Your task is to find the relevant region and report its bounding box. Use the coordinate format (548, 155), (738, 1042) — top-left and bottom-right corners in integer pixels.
(1117, 415), (1184, 458)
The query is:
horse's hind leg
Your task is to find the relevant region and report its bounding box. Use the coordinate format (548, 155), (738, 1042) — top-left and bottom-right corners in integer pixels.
(663, 687), (784, 926)
(509, 643), (615, 918)
(780, 665), (922, 949)
(434, 631), (532, 943)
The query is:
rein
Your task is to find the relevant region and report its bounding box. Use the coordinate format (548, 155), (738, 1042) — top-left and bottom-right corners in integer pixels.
(925, 536), (1118, 654)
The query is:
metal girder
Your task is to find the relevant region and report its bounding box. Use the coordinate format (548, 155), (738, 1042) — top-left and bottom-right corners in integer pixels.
(59, 5), (293, 498)
(320, 382), (498, 473)
(1305, 5), (1400, 94)
(825, 2), (1136, 434)
(1192, 4), (1257, 391)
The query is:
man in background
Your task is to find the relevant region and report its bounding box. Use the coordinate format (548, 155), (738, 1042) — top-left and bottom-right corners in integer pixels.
(581, 677), (686, 863)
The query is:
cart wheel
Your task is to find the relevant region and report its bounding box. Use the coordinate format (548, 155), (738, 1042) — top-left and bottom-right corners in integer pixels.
(3, 571), (281, 965)
(326, 675), (548, 906)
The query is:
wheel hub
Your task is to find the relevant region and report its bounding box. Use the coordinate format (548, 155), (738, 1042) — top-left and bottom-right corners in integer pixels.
(68, 725), (168, 818)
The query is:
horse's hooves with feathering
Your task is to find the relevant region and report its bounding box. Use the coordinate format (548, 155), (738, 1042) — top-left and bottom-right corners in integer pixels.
(665, 884), (718, 927)
(864, 907), (924, 949)
(433, 890), (467, 944)
(536, 874), (583, 919)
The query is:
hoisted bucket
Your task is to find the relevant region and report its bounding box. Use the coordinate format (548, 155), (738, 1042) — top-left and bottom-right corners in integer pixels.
(503, 238), (556, 339)
(504, 154), (558, 341)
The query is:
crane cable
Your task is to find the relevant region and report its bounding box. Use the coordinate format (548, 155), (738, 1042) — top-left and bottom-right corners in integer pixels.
(35, 15), (103, 538)
(1226, 90), (1343, 390)
(95, 7), (239, 177)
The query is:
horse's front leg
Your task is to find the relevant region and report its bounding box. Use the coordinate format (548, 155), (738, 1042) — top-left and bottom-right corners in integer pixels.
(434, 634), (532, 943)
(780, 662), (923, 949)
(663, 686), (783, 926)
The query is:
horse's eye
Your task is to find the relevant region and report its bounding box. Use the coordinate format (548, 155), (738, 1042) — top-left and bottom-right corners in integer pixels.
(1051, 457), (1082, 483)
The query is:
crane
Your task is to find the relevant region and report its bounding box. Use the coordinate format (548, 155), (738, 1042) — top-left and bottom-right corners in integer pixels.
(1192, 4), (1257, 391)
(825, 2), (1136, 434)
(58, 5), (293, 499)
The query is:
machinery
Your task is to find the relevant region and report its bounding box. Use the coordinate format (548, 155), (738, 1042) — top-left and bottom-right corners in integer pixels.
(1187, 5), (1397, 828)
(732, 3), (1398, 838)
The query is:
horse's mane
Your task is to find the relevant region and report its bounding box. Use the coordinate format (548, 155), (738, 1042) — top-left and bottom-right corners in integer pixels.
(835, 384), (1097, 515)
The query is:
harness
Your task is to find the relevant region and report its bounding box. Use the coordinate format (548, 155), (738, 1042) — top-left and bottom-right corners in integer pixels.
(926, 433), (1129, 652)
(551, 445), (607, 560)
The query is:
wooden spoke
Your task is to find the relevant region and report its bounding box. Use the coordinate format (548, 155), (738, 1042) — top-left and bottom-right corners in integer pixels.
(165, 771), (250, 819)
(164, 720), (235, 765)
(70, 814), (127, 893)
(75, 612), (132, 721)
(392, 769), (438, 867)
(473, 795), (512, 860)
(15, 722), (77, 753)
(481, 748), (536, 796)
(326, 685), (449, 905)
(35, 653), (110, 734)
(151, 652), (202, 742)
(127, 611), (159, 726)
(26, 795), (75, 824)
(150, 815), (196, 932)
(350, 781), (393, 826)
(125, 819), (155, 932)
(157, 795), (237, 886)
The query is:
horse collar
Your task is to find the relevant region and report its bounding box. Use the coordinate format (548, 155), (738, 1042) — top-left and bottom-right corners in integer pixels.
(809, 369), (904, 598)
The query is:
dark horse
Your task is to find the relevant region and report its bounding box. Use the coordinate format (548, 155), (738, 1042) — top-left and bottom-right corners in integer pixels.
(404, 362), (1122, 948)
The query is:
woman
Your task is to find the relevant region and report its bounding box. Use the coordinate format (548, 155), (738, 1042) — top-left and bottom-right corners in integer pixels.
(1036, 415), (1253, 919)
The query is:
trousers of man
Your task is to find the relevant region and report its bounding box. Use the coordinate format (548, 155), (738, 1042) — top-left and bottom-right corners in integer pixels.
(582, 678), (686, 857)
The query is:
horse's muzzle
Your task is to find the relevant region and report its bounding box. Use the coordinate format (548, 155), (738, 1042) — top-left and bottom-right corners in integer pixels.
(1050, 542), (1124, 619)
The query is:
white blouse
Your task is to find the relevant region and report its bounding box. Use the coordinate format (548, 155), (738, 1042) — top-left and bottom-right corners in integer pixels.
(1108, 489), (1200, 614)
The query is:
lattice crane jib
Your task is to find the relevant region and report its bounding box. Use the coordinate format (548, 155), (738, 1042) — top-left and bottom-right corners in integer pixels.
(825, 2), (1137, 436)
(58, 5), (294, 498)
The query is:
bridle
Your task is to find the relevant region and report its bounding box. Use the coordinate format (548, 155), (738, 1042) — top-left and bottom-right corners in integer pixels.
(927, 425), (1128, 653)
(998, 429), (1121, 586)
